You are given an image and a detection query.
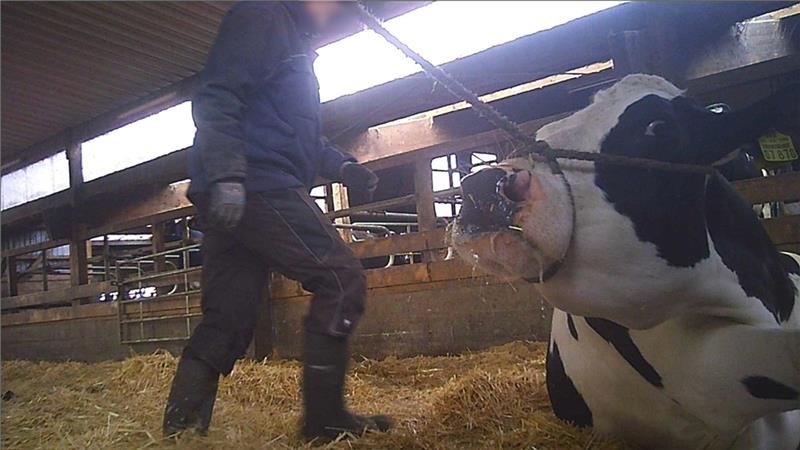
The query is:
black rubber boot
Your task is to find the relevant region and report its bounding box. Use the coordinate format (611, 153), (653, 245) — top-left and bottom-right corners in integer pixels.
(162, 348), (220, 438)
(301, 331), (392, 441)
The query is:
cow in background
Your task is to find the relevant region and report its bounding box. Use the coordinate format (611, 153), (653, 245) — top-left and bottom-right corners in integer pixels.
(452, 75), (800, 449)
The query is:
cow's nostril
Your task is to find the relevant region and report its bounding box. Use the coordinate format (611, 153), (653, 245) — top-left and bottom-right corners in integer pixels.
(503, 170), (531, 202)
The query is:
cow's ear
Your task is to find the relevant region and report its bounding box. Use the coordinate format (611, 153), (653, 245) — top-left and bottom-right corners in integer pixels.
(721, 83), (799, 148)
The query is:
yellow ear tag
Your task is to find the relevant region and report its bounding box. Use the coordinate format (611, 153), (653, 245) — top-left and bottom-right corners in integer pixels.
(758, 132), (798, 162)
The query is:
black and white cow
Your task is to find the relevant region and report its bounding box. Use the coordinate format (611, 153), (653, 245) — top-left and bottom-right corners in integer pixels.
(451, 75), (800, 450)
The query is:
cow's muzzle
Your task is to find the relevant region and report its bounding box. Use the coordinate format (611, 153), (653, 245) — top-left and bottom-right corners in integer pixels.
(457, 167), (530, 234)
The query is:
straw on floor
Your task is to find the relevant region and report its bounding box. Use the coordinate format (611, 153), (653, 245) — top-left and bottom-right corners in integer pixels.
(2, 341), (631, 449)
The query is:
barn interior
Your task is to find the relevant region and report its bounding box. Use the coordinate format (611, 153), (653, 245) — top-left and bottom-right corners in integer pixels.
(1, 2), (799, 449)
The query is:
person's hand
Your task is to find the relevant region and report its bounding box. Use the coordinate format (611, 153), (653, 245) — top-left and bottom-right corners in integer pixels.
(340, 162), (379, 196)
(208, 181), (246, 230)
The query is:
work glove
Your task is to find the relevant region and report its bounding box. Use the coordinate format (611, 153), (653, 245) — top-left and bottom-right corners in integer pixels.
(207, 181), (246, 231)
(340, 162), (379, 197)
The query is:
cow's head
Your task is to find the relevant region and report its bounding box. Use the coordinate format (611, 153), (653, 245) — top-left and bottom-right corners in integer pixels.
(452, 74), (798, 328)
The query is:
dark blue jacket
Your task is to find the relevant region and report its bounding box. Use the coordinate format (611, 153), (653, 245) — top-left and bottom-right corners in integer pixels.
(188, 2), (354, 195)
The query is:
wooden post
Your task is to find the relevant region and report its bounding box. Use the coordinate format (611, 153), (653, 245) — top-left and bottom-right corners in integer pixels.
(103, 235), (111, 281)
(151, 222), (167, 273)
(42, 250), (49, 292)
(253, 279), (274, 360)
(7, 256), (18, 297)
(414, 159), (437, 262)
(67, 134), (89, 304)
(331, 183), (352, 242)
(324, 183), (335, 214)
(151, 222), (168, 296)
(608, 27), (676, 81)
(69, 231), (88, 287)
(66, 136), (84, 205)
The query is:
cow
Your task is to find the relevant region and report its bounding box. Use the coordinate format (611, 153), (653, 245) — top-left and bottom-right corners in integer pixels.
(451, 74), (800, 450)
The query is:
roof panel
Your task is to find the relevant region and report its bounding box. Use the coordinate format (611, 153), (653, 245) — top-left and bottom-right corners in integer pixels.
(1, 1), (425, 167)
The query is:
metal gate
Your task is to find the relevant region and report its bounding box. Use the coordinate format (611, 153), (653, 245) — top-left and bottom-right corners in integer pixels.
(116, 244), (203, 345)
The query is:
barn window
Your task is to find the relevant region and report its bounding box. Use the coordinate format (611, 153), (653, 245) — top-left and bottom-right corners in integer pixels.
(310, 185), (328, 212)
(1, 151), (69, 210)
(315, 1), (622, 102)
(82, 102), (195, 182)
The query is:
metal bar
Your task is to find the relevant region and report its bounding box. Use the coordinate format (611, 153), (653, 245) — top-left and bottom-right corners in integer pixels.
(119, 266), (201, 285)
(116, 261), (124, 344)
(118, 289), (201, 304)
(119, 312), (202, 325)
(325, 188), (461, 220)
(183, 246), (191, 338)
(129, 243), (201, 262)
(121, 336), (190, 345)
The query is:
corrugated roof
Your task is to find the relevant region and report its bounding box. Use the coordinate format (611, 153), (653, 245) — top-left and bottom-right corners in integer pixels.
(1, 1), (424, 168)
(2, 2), (228, 160)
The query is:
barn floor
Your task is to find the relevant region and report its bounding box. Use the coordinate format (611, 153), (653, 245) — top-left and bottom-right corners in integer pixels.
(2, 341), (630, 449)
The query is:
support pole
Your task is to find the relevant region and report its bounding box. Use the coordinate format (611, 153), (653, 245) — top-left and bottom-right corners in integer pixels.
(103, 235), (110, 282)
(253, 279), (274, 360)
(332, 184), (352, 242)
(66, 136), (84, 205)
(42, 250), (49, 292)
(67, 134), (89, 304)
(414, 159), (437, 262)
(7, 256), (18, 297)
(151, 222), (167, 273)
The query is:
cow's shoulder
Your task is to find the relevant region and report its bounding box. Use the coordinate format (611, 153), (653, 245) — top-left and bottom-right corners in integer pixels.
(705, 173), (796, 322)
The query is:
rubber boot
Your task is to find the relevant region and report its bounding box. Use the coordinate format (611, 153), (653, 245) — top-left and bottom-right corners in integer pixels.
(162, 348), (220, 438)
(301, 331), (392, 441)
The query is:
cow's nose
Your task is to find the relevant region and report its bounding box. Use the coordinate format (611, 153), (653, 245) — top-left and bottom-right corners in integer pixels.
(457, 168), (518, 233)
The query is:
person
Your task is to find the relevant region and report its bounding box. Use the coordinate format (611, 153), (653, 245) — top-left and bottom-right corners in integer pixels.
(162, 1), (391, 441)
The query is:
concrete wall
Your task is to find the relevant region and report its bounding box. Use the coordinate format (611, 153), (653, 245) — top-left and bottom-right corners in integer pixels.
(1, 279), (552, 362)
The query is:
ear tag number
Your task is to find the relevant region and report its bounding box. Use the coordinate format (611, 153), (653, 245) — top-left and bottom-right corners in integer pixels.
(758, 132), (797, 162)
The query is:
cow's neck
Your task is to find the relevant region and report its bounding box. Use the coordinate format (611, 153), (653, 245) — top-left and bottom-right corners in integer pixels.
(594, 165), (710, 268)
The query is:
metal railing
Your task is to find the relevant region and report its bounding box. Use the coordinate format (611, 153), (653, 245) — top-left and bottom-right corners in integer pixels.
(115, 243), (202, 345)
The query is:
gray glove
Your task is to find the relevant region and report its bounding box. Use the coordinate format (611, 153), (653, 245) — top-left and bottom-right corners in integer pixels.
(340, 162), (379, 196)
(208, 181), (246, 231)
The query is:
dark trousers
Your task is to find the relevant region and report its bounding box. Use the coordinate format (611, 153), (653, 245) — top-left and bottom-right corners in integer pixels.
(186, 188), (366, 375)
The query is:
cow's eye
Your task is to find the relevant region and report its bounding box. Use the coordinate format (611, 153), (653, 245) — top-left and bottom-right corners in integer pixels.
(644, 120), (667, 137)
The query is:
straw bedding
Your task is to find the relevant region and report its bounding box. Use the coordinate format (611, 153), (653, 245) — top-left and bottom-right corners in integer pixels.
(2, 341), (630, 449)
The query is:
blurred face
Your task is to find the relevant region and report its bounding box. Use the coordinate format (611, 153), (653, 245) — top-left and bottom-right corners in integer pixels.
(303, 1), (345, 29)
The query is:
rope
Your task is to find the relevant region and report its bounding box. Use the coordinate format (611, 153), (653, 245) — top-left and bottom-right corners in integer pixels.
(351, 3), (724, 176)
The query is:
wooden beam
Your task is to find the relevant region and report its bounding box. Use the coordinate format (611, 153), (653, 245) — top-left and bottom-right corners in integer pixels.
(83, 180), (194, 239)
(734, 172), (800, 205)
(762, 215), (800, 251)
(1, 281), (113, 310)
(270, 259), (479, 300)
(2, 238), (71, 258)
(3, 76), (198, 176)
(320, 2), (640, 140)
(680, 14), (800, 83)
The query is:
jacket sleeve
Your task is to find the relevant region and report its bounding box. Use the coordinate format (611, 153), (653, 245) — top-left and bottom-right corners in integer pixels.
(192, 4), (289, 183)
(318, 137), (357, 182)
